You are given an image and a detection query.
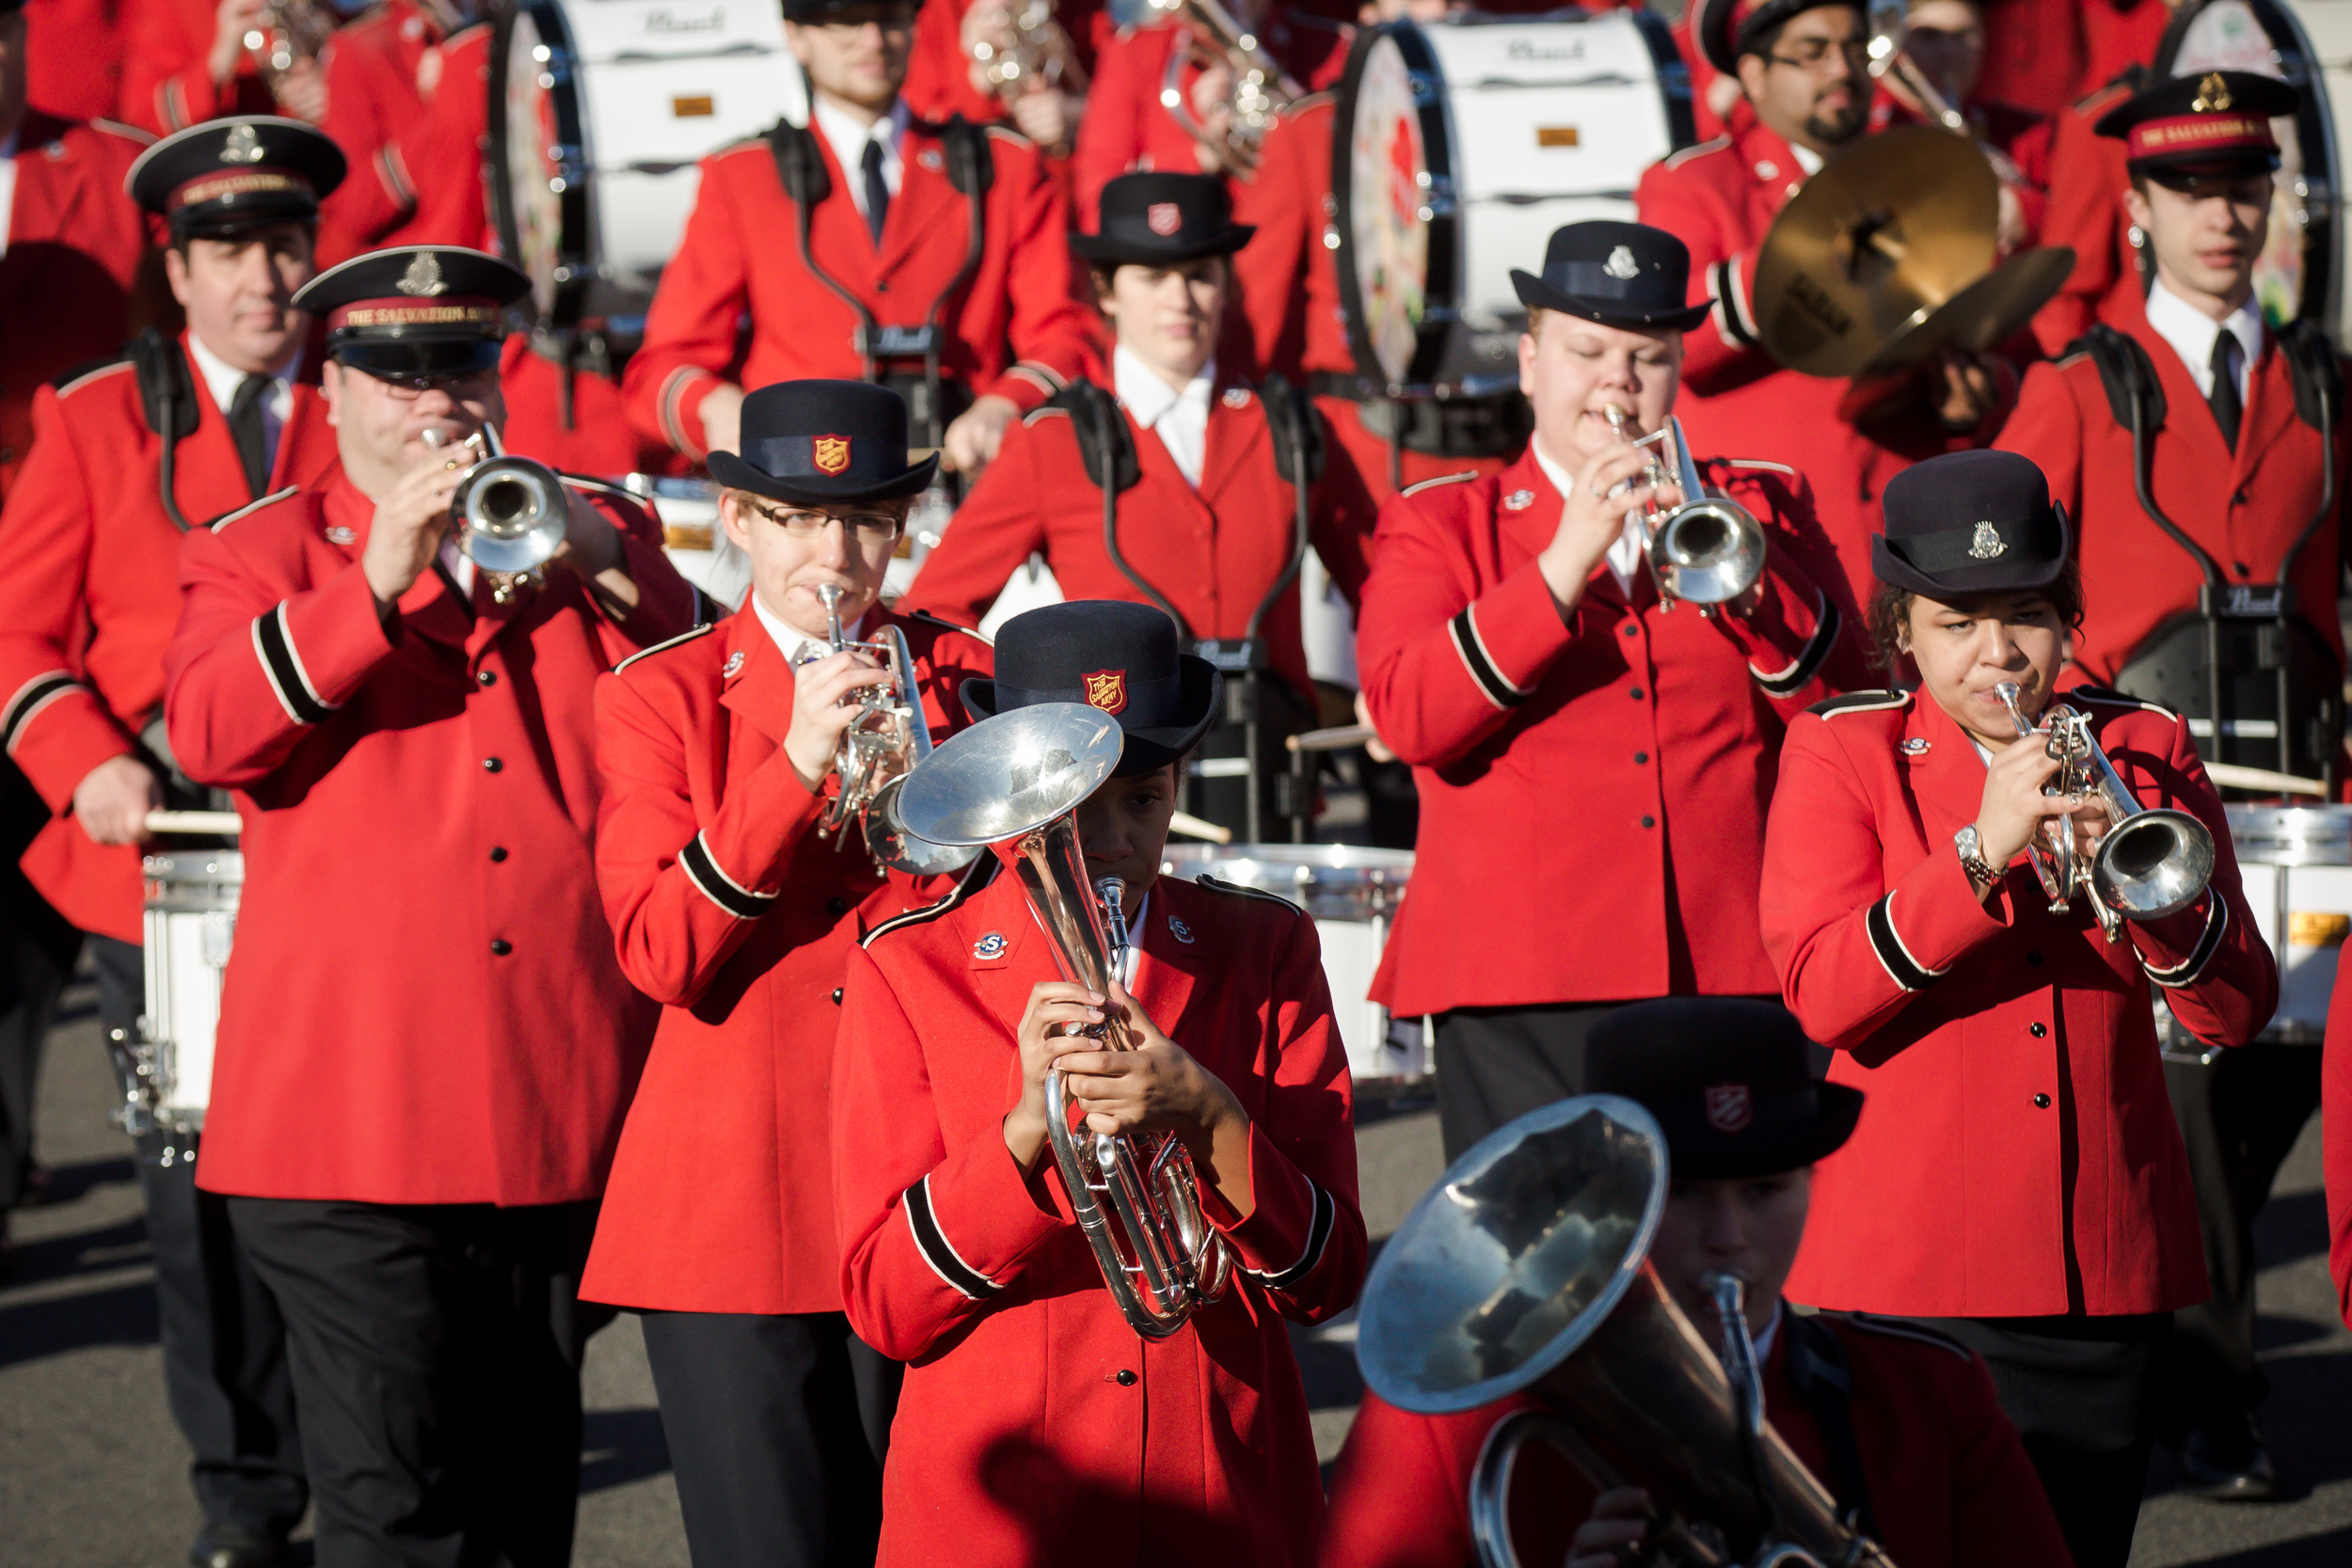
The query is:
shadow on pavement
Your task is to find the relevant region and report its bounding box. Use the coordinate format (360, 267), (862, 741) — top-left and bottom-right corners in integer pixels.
(0, 1275), (160, 1368)
(580, 1407), (671, 1496)
(2162, 1527), (2352, 1568)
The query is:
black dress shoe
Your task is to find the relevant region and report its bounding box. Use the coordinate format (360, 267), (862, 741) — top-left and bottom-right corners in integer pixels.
(189, 1525), (283, 1568)
(2176, 1413), (2280, 1502)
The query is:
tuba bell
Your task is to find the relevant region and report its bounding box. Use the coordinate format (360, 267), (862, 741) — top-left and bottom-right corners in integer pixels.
(1357, 1096), (1898, 1568)
(422, 424), (568, 606)
(893, 702), (1234, 1338)
(1603, 406), (1769, 612)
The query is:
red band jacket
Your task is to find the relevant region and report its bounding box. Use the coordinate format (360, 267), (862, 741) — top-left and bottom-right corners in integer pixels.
(1320, 1313), (2071, 1568)
(622, 118), (1092, 462)
(904, 377), (1377, 705)
(2325, 952), (2352, 1330)
(311, 0), (448, 264)
(24, 0), (126, 122)
(0, 113), (152, 503)
(1355, 446), (1869, 1017)
(163, 471), (699, 1204)
(1761, 689), (2276, 1318)
(119, 0), (276, 134)
(0, 337), (340, 942)
(1997, 300), (2352, 688)
(581, 604), (993, 1316)
(834, 863), (1366, 1568)
(2029, 78), (2139, 357)
(1634, 119), (2006, 615)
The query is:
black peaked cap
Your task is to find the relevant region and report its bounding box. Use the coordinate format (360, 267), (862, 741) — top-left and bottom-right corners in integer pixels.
(2093, 69), (2296, 174)
(1694, 0), (1866, 74)
(707, 379), (938, 505)
(961, 601), (1221, 777)
(126, 117), (347, 237)
(1512, 220), (1713, 331)
(1871, 449), (2072, 596)
(292, 246), (528, 377)
(1586, 997), (1864, 1180)
(1073, 172), (1257, 265)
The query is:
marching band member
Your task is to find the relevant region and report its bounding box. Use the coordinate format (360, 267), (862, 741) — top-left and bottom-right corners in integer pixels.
(906, 172), (1376, 835)
(1637, 0), (2010, 612)
(1758, 449), (2275, 1568)
(834, 598), (1367, 1567)
(162, 245), (696, 1564)
(310, 0), (471, 262)
(2028, 65), (2144, 357)
(622, 0), (1091, 475)
(121, 0), (326, 133)
(1321, 997), (2073, 1568)
(0, 115), (345, 1568)
(583, 381), (993, 1568)
(1997, 70), (2336, 1501)
(1356, 218), (1865, 1161)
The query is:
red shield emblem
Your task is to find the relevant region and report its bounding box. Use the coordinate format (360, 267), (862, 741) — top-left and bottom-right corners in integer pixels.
(1082, 669), (1128, 714)
(1146, 202), (1183, 237)
(1704, 1083), (1753, 1134)
(812, 435), (850, 476)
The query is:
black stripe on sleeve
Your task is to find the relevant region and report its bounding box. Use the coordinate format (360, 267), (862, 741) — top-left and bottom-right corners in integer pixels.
(1, 673), (82, 752)
(1755, 594), (1842, 698)
(250, 604), (332, 724)
(678, 832), (776, 920)
(1247, 1180), (1335, 1292)
(1714, 258), (1760, 348)
(1866, 893), (1936, 992)
(1448, 607), (1525, 710)
(902, 1174), (998, 1299)
(2144, 895), (2228, 989)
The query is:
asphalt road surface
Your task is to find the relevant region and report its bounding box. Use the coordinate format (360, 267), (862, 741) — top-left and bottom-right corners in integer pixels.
(4, 969), (2346, 1566)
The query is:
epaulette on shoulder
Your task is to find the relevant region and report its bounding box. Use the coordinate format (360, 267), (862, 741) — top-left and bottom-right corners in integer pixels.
(613, 620), (718, 673)
(54, 355), (134, 397)
(899, 607), (988, 643)
(1807, 689), (1910, 719)
(1193, 873), (1304, 918)
(2067, 684), (2179, 721)
(1723, 457), (1796, 477)
(1023, 404), (1071, 427)
(1400, 469), (1479, 499)
(444, 18), (491, 44)
(557, 471), (637, 499)
(1836, 1311), (1973, 1361)
(87, 117), (153, 147)
(862, 854), (998, 948)
(209, 485), (299, 532)
(1663, 135), (1730, 170)
(981, 123), (1034, 150)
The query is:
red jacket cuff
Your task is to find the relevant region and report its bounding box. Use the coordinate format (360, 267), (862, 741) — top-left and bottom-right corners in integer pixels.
(7, 682), (134, 812)
(263, 560), (399, 721)
(1200, 1122), (1339, 1290)
(1451, 558), (1578, 708)
(901, 1124), (1070, 1299)
(1865, 841), (2010, 990)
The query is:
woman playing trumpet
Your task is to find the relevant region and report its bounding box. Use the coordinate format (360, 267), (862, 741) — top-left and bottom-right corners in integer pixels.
(1758, 450), (2277, 1568)
(582, 381), (993, 1568)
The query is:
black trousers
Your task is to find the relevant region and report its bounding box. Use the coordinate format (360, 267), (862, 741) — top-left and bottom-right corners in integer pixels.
(639, 1309), (901, 1568)
(1914, 1314), (2172, 1568)
(229, 1196), (600, 1568)
(90, 935), (310, 1539)
(2161, 1043), (2324, 1433)
(1433, 1003), (1629, 1162)
(0, 758), (78, 1212)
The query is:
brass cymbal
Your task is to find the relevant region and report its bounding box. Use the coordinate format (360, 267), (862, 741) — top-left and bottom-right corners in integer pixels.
(1834, 246), (2077, 423)
(1751, 125), (1998, 379)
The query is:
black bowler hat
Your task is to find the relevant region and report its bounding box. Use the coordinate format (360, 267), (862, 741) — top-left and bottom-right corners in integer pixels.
(1870, 450), (2072, 597)
(1511, 220), (1712, 332)
(1694, 0), (1865, 74)
(291, 246), (527, 377)
(962, 602), (1221, 777)
(779, 0), (913, 20)
(1586, 998), (1863, 1180)
(1073, 172), (1256, 265)
(707, 380), (937, 505)
(2094, 69), (2296, 177)
(126, 117), (347, 239)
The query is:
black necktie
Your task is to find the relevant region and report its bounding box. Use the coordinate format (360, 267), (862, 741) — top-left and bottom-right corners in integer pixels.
(227, 373), (271, 499)
(861, 138), (890, 248)
(2208, 332), (2242, 452)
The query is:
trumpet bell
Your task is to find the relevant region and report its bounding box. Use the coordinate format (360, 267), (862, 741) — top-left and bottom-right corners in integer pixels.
(453, 456), (567, 574)
(2094, 807), (2217, 924)
(1649, 499), (1768, 608)
(892, 703), (1125, 847)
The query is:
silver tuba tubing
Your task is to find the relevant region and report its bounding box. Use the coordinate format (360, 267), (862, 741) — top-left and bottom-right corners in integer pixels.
(1357, 1097), (1897, 1568)
(1604, 409), (1768, 610)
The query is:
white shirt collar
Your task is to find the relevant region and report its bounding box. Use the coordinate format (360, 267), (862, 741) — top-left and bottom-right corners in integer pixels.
(811, 96), (910, 220)
(2143, 277), (2263, 403)
(1530, 438), (1645, 595)
(752, 589), (865, 668)
(1751, 1300), (1784, 1363)
(1114, 345), (1216, 488)
(185, 332), (300, 419)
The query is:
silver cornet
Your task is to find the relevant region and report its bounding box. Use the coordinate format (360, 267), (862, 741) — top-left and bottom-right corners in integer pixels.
(970, 0), (1089, 154)
(244, 0), (335, 95)
(1118, 0), (1299, 178)
(802, 584), (975, 878)
(1602, 405), (1769, 613)
(894, 702), (1233, 1338)
(1994, 681), (2217, 943)
(421, 425), (567, 606)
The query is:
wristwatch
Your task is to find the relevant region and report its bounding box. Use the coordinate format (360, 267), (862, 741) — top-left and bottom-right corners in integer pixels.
(1954, 825), (1997, 891)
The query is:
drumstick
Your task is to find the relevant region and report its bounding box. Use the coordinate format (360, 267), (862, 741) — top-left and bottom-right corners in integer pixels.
(144, 810), (242, 836)
(2203, 763), (2327, 798)
(1168, 810), (1232, 846)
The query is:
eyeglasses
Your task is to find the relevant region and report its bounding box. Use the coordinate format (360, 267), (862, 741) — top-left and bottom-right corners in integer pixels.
(362, 367), (499, 400)
(743, 500), (904, 546)
(810, 8), (917, 35)
(1765, 38), (1873, 73)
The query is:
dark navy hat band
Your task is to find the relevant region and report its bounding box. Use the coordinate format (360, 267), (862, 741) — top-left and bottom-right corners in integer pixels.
(989, 672), (1185, 725)
(746, 434), (902, 484)
(1550, 261), (1658, 302)
(1886, 509), (2065, 576)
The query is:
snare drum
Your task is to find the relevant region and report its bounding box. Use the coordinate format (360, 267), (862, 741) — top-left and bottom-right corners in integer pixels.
(1329, 12), (1693, 398)
(140, 850), (243, 1133)
(2224, 805), (2352, 1041)
(1159, 844), (1420, 1081)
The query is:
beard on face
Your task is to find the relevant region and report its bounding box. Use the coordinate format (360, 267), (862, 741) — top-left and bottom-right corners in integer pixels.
(1804, 92), (1870, 149)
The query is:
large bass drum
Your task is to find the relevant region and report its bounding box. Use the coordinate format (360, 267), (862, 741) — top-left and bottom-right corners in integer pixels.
(1329, 11), (1693, 400)
(2157, 0), (2341, 337)
(490, 0), (808, 332)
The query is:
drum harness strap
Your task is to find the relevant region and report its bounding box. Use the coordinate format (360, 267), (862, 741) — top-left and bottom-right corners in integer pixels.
(130, 327), (201, 532)
(1055, 374), (1321, 840)
(769, 115), (994, 451)
(2074, 321), (2340, 788)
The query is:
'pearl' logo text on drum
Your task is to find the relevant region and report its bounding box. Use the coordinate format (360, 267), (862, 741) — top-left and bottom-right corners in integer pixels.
(643, 8), (727, 33)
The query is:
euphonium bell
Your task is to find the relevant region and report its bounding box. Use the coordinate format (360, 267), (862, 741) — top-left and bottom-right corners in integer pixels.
(894, 702), (1233, 1338)
(422, 425), (567, 605)
(1603, 407), (1769, 612)
(1357, 1097), (1896, 1568)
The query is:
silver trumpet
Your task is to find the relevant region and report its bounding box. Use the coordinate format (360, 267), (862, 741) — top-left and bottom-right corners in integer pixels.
(421, 425), (566, 606)
(970, 0), (1089, 154)
(894, 702), (1233, 1339)
(1358, 1097), (1898, 1568)
(1118, 0), (1299, 178)
(1994, 681), (2216, 942)
(803, 583), (976, 878)
(1602, 405), (1768, 613)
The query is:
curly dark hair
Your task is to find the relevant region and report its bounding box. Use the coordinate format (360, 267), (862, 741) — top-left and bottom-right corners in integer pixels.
(1864, 557), (2086, 673)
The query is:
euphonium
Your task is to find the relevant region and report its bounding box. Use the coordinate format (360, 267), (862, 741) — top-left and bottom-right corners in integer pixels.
(1602, 405), (1769, 612)
(421, 425), (567, 606)
(1994, 681), (2217, 942)
(1357, 1097), (1898, 1568)
(970, 0), (1090, 109)
(1120, 0), (1299, 177)
(244, 0), (335, 93)
(893, 702), (1233, 1338)
(803, 583), (977, 878)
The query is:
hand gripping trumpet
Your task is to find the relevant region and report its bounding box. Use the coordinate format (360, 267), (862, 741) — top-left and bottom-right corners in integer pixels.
(1601, 405), (1769, 613)
(893, 702), (1233, 1338)
(1993, 681), (2217, 942)
(421, 425), (567, 606)
(1120, 0), (1300, 177)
